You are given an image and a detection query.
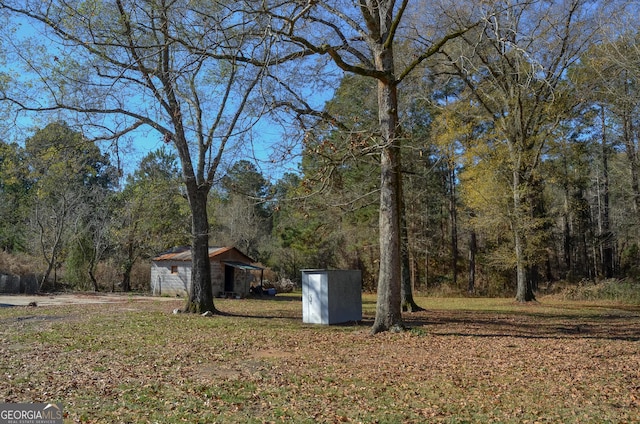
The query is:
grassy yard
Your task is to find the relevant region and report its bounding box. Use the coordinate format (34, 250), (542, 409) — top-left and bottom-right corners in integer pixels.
(1, 293), (639, 423)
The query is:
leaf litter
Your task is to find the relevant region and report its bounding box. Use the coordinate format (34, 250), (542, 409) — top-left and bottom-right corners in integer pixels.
(0, 296), (638, 423)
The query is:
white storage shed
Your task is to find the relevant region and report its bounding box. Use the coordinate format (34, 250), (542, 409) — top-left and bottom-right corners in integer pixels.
(301, 269), (362, 325)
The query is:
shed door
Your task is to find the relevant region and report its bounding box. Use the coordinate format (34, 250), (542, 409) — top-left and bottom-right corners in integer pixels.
(224, 265), (234, 292)
(304, 272), (325, 324)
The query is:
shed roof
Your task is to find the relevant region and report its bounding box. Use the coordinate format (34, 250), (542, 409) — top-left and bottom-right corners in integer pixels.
(152, 246), (256, 264)
(223, 261), (264, 271)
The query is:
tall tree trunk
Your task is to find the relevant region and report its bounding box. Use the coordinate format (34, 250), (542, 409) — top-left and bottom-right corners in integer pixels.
(629, 129), (640, 216)
(401, 189), (424, 312)
(526, 177), (546, 293)
(121, 234), (136, 292)
(89, 268), (99, 292)
(468, 229), (477, 293)
(601, 106), (613, 278)
(121, 250), (133, 292)
(373, 142), (403, 333)
(448, 164), (459, 286)
(561, 144), (572, 279)
(563, 191), (572, 279)
(37, 206), (65, 292)
(121, 268), (131, 293)
(513, 168), (535, 302)
(371, 43), (404, 333)
(514, 227), (529, 302)
(581, 195), (593, 279)
(361, 0), (406, 334)
(623, 79), (640, 216)
(184, 187), (216, 314)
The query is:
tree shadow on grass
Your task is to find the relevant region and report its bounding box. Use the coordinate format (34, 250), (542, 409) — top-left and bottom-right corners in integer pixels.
(402, 309), (640, 342)
(244, 293), (302, 302)
(213, 296), (640, 341)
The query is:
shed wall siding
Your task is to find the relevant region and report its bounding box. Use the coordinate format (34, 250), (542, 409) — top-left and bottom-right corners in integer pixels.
(212, 262), (223, 295)
(236, 269), (253, 295)
(151, 262), (190, 297)
(151, 258), (256, 297)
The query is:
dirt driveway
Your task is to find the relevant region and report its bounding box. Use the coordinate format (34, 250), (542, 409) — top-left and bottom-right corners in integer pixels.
(0, 293), (173, 307)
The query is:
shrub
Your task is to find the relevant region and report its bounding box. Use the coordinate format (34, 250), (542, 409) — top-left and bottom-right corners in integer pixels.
(557, 278), (640, 304)
(0, 250), (44, 277)
(93, 260), (151, 292)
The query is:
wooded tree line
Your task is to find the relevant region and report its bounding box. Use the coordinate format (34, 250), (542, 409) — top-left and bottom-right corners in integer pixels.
(270, 1), (640, 300)
(0, 0), (639, 331)
(0, 124), (277, 290)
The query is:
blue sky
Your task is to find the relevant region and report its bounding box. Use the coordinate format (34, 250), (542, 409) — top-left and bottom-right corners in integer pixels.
(1, 13), (336, 186)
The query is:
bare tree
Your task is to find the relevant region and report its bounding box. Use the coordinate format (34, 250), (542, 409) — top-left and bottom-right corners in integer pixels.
(258, 0), (476, 332)
(22, 121), (113, 290)
(0, 0), (273, 312)
(32, 189), (80, 290)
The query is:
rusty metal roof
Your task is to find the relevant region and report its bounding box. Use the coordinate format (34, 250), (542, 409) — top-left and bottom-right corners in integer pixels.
(152, 246), (234, 261)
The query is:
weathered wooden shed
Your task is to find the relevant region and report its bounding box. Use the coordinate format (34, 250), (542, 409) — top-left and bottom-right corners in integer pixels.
(150, 246), (262, 298)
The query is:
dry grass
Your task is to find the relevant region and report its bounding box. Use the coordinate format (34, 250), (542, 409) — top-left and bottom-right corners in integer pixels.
(1, 294), (639, 423)
(0, 250), (43, 276)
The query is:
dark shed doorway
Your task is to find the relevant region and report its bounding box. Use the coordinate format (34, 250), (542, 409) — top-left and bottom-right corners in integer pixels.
(224, 265), (234, 292)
